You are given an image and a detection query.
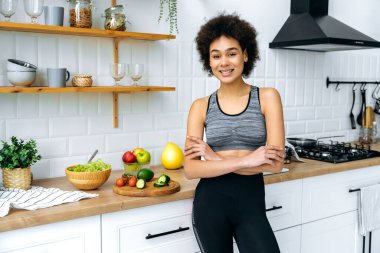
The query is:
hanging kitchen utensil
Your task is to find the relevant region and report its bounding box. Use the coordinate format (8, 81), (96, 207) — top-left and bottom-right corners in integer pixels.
(356, 83), (367, 126)
(374, 83), (380, 115)
(375, 99), (380, 115)
(349, 84), (357, 129)
(364, 106), (374, 128)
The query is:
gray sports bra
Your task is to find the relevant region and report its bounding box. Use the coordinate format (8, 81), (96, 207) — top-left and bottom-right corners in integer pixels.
(205, 85), (267, 152)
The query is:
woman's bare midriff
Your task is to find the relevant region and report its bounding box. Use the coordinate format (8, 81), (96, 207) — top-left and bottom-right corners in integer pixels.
(216, 149), (262, 176)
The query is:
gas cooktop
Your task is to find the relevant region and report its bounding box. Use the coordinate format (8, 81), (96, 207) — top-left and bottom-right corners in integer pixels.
(294, 142), (380, 163)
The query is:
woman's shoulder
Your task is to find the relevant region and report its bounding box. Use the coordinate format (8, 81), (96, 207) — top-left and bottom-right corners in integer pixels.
(258, 87), (281, 100)
(191, 95), (211, 110)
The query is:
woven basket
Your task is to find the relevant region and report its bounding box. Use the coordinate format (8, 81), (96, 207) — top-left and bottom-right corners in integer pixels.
(65, 166), (111, 190)
(2, 167), (31, 190)
(72, 74), (93, 87)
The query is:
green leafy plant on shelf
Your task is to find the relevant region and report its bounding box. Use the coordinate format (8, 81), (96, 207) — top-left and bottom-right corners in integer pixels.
(0, 136), (41, 170)
(158, 0), (178, 34)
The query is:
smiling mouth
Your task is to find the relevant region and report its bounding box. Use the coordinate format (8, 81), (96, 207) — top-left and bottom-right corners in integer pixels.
(219, 69), (234, 77)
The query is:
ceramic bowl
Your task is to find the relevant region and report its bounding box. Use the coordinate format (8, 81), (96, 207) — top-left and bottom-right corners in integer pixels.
(7, 59), (37, 72)
(7, 71), (36, 87)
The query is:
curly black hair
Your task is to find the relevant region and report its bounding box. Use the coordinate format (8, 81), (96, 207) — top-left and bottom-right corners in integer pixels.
(195, 13), (259, 77)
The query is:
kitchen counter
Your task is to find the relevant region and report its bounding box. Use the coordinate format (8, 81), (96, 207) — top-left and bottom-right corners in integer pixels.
(2, 143), (380, 233)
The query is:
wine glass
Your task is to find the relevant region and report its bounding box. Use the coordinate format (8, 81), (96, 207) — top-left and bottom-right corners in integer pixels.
(110, 63), (126, 86)
(129, 63), (144, 86)
(0, 0), (18, 22)
(23, 0), (43, 24)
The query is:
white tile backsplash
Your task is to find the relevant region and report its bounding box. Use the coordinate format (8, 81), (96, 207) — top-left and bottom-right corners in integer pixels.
(2, 0), (380, 180)
(37, 138), (67, 158)
(69, 136), (104, 156)
(17, 94), (39, 118)
(49, 117), (87, 137)
(6, 118), (49, 139)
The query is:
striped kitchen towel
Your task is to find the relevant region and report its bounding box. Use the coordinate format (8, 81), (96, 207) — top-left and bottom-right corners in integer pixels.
(0, 186), (98, 217)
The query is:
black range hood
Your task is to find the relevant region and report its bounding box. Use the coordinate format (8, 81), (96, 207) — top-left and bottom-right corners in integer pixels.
(269, 0), (380, 52)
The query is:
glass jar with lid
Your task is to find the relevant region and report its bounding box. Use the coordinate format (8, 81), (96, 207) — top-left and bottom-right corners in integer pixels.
(68, 0), (92, 28)
(104, 5), (127, 31)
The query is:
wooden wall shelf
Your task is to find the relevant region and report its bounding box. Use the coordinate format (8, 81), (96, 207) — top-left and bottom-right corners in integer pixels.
(0, 22), (176, 41)
(0, 86), (175, 93)
(0, 20), (176, 128)
(0, 86), (175, 128)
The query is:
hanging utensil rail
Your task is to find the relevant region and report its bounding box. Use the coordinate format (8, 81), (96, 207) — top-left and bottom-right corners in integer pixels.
(326, 77), (380, 91)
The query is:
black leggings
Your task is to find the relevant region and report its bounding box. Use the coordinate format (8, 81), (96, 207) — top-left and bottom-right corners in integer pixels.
(192, 173), (280, 253)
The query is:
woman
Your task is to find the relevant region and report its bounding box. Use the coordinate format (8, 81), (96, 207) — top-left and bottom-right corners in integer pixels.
(184, 14), (284, 253)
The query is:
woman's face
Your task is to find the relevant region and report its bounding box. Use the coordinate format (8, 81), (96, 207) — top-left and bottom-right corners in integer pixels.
(209, 35), (248, 84)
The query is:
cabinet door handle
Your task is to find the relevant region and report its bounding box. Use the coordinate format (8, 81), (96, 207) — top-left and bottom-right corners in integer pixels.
(349, 188), (360, 193)
(266, 205), (283, 212)
(146, 226), (190, 240)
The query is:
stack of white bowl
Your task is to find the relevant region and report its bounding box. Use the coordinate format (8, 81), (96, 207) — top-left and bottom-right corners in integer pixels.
(7, 59), (37, 87)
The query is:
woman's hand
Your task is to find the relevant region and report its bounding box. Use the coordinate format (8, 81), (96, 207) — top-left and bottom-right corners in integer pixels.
(185, 136), (222, 161)
(240, 145), (284, 168)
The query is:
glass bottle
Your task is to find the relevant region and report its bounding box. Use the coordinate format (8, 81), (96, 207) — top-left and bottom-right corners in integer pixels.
(372, 121), (378, 144)
(69, 0), (92, 28)
(104, 5), (127, 31)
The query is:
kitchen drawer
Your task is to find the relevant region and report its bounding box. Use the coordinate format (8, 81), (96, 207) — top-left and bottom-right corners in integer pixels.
(265, 179), (302, 231)
(134, 237), (200, 253)
(301, 211), (361, 253)
(302, 165), (380, 223)
(102, 199), (194, 253)
(0, 215), (101, 253)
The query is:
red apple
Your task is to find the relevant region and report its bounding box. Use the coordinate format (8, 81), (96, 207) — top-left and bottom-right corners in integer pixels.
(122, 151), (137, 163)
(133, 147), (144, 156)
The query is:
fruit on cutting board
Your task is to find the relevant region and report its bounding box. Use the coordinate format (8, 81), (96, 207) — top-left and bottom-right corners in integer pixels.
(116, 178), (125, 187)
(136, 179), (146, 189)
(154, 174), (171, 187)
(128, 176), (137, 187)
(161, 142), (184, 169)
(137, 168), (154, 182)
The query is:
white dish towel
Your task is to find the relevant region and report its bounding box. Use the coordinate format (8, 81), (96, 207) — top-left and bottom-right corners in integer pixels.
(0, 186), (98, 218)
(359, 184), (380, 236)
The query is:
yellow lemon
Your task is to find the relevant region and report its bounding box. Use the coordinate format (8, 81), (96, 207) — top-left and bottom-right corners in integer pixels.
(161, 142), (184, 170)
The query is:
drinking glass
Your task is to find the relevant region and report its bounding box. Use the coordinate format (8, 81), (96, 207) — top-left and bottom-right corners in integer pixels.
(110, 63), (126, 86)
(0, 0), (18, 21)
(23, 0), (43, 24)
(129, 63), (144, 86)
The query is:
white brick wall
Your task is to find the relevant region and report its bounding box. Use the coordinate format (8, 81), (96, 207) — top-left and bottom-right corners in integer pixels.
(1, 0), (380, 179)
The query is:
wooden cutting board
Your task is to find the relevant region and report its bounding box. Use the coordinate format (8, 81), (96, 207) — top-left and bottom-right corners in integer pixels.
(113, 179), (180, 197)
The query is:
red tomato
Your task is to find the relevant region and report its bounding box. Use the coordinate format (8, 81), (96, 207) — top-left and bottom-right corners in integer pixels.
(116, 178), (125, 187)
(128, 176), (137, 187)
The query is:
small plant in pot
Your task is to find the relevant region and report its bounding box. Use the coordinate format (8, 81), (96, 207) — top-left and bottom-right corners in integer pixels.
(0, 136), (41, 190)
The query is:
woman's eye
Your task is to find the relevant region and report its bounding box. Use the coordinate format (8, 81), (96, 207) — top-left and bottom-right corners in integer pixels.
(229, 53), (237, 56)
(212, 55), (220, 59)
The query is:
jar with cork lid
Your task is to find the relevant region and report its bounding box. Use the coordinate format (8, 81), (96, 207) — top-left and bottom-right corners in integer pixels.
(68, 0), (93, 28)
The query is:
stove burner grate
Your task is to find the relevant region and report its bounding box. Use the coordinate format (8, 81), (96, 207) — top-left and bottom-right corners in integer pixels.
(294, 142), (380, 163)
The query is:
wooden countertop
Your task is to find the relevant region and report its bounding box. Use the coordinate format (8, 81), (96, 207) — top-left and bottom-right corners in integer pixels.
(2, 143), (380, 233)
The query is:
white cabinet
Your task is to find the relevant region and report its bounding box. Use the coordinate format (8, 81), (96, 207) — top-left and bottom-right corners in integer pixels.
(0, 215), (101, 253)
(102, 199), (199, 253)
(265, 179), (302, 231)
(301, 211), (362, 253)
(231, 226), (301, 253)
(275, 226), (302, 253)
(302, 165), (380, 223)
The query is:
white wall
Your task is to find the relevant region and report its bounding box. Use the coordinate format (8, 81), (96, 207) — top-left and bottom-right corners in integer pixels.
(1, 0), (380, 180)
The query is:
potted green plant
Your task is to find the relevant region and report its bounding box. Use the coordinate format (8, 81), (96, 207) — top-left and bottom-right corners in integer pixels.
(158, 0), (178, 34)
(0, 136), (41, 190)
